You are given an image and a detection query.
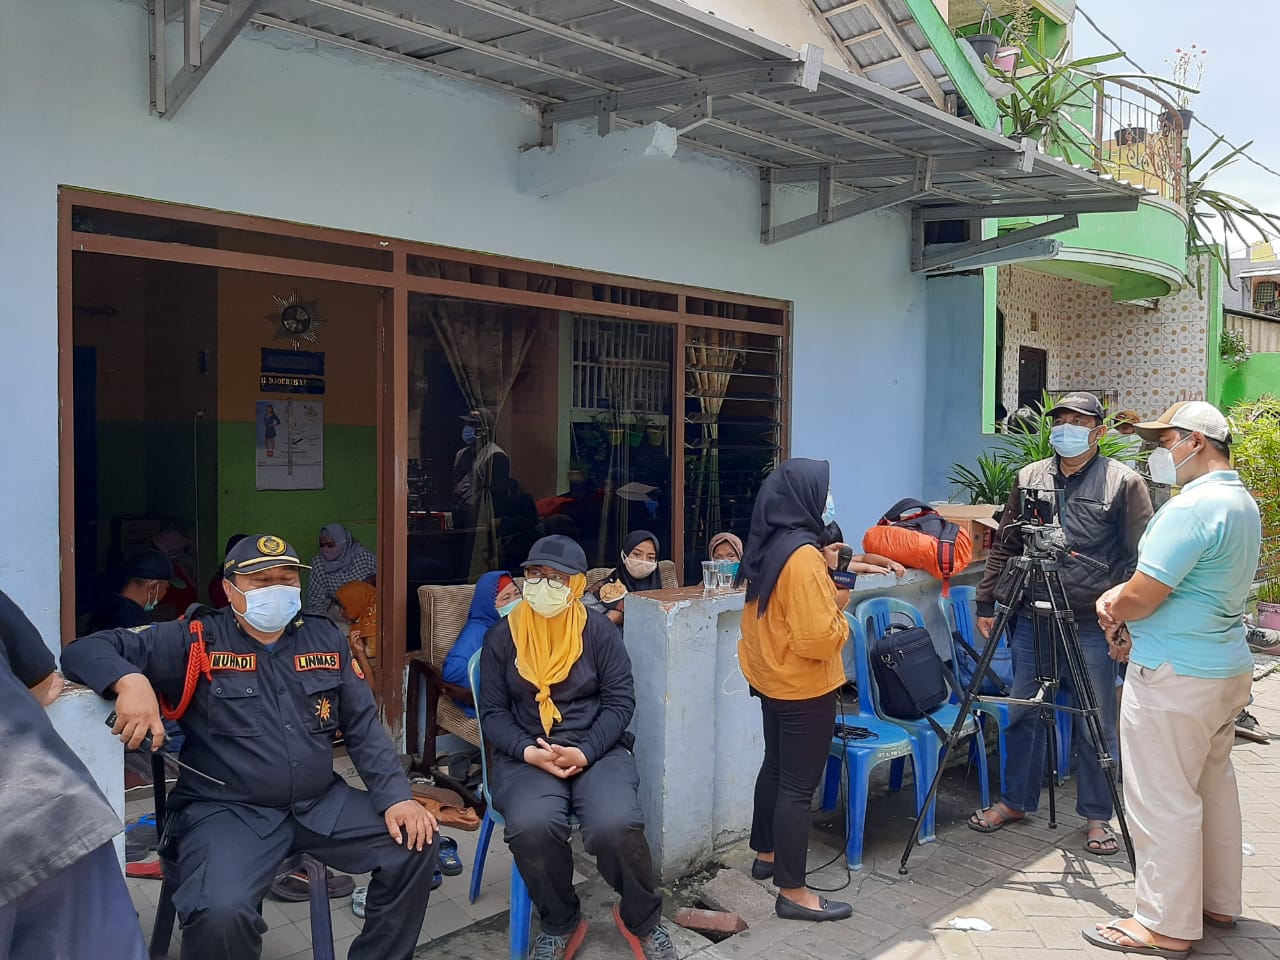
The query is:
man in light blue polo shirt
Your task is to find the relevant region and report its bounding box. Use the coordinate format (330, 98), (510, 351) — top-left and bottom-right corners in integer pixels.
(1084, 401), (1260, 958)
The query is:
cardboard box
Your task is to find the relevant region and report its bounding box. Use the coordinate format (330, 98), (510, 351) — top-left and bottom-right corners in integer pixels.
(934, 504), (1003, 562)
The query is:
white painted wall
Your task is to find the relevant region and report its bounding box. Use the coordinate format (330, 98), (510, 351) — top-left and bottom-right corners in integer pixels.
(1, 0), (930, 650)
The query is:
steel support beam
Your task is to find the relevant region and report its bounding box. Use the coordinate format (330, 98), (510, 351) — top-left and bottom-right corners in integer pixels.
(150, 0), (263, 117)
(923, 237), (1062, 274)
(916, 214), (1079, 272)
(765, 159), (933, 243)
(543, 55), (820, 127)
(770, 150), (1029, 184)
(662, 95), (713, 135)
(916, 197), (1138, 220)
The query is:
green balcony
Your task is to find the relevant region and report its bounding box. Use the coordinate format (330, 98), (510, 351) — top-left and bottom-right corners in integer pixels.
(1000, 75), (1192, 301)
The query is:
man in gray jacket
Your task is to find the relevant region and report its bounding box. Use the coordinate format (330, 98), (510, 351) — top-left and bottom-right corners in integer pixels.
(968, 393), (1153, 857)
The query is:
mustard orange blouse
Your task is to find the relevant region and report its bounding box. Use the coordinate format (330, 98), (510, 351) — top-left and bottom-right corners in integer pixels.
(738, 545), (850, 700)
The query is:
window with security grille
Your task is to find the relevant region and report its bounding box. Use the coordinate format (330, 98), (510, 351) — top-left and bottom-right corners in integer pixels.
(1253, 281), (1278, 314)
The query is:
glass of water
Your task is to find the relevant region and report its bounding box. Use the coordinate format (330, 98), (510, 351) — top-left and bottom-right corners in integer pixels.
(716, 560), (736, 592)
(701, 561), (718, 596)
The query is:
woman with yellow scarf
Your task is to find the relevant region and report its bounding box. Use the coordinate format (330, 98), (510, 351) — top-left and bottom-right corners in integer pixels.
(478, 536), (677, 960)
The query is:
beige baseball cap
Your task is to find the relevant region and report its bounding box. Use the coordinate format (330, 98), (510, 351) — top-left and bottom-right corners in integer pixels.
(1133, 401), (1231, 443)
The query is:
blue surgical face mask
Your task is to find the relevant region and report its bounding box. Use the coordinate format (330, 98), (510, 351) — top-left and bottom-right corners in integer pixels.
(230, 581), (301, 632)
(821, 491), (837, 526)
(461, 426), (478, 445)
(1050, 423), (1095, 458)
(497, 599), (521, 618)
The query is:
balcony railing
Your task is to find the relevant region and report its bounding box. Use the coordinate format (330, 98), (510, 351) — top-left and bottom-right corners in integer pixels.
(1090, 77), (1188, 207)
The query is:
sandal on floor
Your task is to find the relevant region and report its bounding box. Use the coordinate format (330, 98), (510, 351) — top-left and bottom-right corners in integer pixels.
(1084, 822), (1119, 857)
(1080, 921), (1190, 957)
(437, 836), (464, 877)
(967, 802), (1023, 834)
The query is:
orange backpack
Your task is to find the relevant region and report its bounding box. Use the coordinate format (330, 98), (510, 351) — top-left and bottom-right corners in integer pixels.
(862, 499), (971, 596)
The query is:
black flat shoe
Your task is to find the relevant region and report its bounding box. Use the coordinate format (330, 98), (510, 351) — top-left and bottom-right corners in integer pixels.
(775, 894), (853, 922)
(750, 858), (774, 881)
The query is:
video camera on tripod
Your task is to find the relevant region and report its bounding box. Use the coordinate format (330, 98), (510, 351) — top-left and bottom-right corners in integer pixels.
(992, 490), (1110, 611)
(897, 484), (1134, 874)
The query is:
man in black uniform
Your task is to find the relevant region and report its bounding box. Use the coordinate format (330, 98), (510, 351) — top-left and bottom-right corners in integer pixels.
(88, 548), (174, 633)
(63, 535), (438, 960)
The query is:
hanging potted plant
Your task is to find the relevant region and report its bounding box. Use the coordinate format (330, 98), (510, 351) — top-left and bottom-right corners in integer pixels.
(963, 4), (1000, 65)
(1161, 44), (1205, 134)
(993, 0), (1034, 73)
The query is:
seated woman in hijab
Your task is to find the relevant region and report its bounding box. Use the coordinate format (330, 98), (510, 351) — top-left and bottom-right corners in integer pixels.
(304, 523), (378, 617)
(442, 571), (522, 717)
(709, 532), (744, 564)
(478, 535), (676, 960)
(584, 530), (663, 627)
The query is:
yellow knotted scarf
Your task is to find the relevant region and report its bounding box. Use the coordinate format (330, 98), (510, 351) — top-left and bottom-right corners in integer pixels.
(510, 572), (588, 736)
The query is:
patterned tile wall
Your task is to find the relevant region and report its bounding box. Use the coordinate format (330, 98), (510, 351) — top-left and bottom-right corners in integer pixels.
(997, 264), (1211, 420)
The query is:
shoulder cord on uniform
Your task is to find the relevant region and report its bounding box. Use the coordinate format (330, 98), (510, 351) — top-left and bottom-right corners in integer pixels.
(159, 619), (212, 722)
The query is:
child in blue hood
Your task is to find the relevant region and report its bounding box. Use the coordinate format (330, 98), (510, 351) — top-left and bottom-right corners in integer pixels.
(443, 571), (522, 715)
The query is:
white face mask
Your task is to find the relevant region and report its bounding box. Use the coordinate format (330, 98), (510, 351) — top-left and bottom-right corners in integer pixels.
(821, 491), (836, 526)
(229, 581), (301, 632)
(622, 553), (658, 580)
(1148, 435), (1196, 486)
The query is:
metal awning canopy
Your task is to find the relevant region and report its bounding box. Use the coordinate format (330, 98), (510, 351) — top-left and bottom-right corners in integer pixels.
(155, 0), (1143, 251)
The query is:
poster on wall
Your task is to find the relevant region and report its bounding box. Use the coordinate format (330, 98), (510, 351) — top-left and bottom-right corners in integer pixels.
(255, 399), (324, 490)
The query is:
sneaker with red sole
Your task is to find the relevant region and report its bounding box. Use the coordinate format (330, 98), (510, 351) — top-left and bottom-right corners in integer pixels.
(529, 918), (587, 960)
(612, 903), (678, 960)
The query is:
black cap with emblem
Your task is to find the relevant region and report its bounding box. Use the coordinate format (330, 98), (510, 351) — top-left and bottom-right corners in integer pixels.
(223, 534), (311, 575)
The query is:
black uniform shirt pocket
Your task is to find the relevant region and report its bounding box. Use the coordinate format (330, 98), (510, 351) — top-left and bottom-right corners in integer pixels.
(297, 671), (341, 733)
(209, 679), (264, 737)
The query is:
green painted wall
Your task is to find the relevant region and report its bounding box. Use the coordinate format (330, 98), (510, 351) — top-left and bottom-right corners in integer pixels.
(216, 422), (378, 572)
(1220, 355), (1280, 408)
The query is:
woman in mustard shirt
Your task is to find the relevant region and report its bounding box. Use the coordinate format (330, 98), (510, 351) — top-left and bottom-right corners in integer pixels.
(737, 458), (898, 922)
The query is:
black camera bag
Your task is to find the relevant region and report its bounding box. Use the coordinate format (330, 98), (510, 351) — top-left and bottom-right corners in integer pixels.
(871, 623), (950, 731)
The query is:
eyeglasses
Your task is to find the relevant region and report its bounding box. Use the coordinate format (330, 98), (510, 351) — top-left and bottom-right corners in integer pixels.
(523, 574), (570, 591)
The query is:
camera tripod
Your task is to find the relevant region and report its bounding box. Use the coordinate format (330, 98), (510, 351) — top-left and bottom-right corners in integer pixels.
(897, 539), (1135, 874)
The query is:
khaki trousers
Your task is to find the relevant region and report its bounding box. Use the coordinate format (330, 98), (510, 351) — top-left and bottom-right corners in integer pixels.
(1122, 661), (1252, 940)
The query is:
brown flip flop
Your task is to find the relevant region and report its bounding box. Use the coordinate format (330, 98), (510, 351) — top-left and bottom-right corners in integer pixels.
(967, 802), (1023, 833)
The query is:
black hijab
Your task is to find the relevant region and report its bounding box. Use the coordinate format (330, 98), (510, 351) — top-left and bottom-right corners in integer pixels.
(604, 529), (663, 592)
(737, 459), (828, 616)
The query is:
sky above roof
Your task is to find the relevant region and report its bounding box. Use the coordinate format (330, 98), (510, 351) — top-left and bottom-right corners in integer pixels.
(1073, 0), (1279, 254)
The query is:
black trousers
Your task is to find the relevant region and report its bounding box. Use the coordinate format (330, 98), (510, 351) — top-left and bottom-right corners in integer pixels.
(491, 746), (662, 937)
(749, 688), (838, 890)
(166, 786), (438, 960)
(0, 840), (147, 960)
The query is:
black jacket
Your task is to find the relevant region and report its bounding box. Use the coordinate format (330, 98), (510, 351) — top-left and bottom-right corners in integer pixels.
(976, 453), (1154, 616)
(2, 589), (121, 907)
(478, 609), (635, 766)
(61, 609), (411, 837)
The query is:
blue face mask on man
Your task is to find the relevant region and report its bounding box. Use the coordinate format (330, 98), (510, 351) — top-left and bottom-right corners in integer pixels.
(461, 426), (478, 445)
(1050, 423), (1096, 458)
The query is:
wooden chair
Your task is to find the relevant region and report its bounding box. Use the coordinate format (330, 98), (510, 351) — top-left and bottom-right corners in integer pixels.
(406, 583), (482, 802)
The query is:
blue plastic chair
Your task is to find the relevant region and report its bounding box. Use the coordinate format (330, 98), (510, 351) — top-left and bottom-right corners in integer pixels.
(819, 614), (922, 868)
(853, 598), (990, 842)
(466, 651), (534, 960)
(939, 586), (1013, 796)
